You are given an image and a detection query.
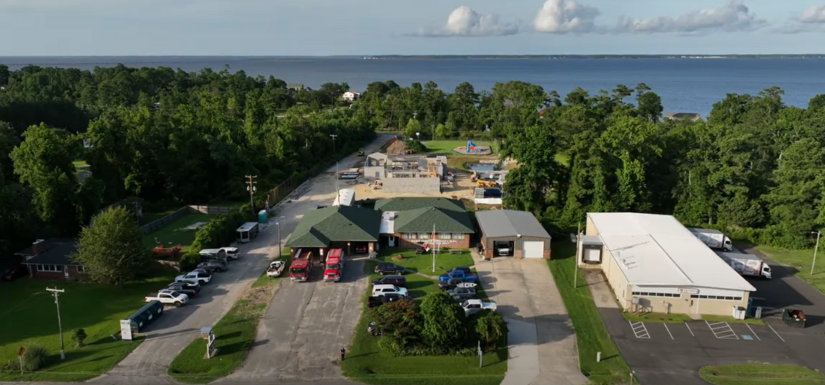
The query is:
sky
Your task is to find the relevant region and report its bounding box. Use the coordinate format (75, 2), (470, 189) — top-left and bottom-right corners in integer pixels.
(0, 0), (823, 56)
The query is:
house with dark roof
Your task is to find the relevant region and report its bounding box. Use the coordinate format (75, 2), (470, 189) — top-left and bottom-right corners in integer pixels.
(285, 205), (381, 257)
(16, 239), (87, 280)
(376, 198), (474, 249)
(476, 210), (552, 259)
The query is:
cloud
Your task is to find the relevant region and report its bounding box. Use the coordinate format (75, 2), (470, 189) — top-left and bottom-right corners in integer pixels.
(413, 6), (519, 37)
(533, 0), (601, 34)
(800, 5), (825, 24)
(777, 5), (825, 34)
(614, 0), (767, 34)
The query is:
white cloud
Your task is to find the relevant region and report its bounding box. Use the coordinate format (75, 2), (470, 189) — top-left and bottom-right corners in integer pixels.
(413, 6), (519, 37)
(777, 5), (825, 34)
(533, 0), (600, 34)
(614, 0), (767, 34)
(800, 5), (825, 24)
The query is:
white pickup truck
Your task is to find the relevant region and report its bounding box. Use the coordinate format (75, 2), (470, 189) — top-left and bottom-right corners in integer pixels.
(461, 299), (497, 316)
(266, 261), (285, 277)
(145, 290), (189, 307)
(175, 270), (212, 285)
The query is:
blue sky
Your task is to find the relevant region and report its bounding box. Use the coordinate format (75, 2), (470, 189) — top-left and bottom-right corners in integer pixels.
(0, 0), (823, 55)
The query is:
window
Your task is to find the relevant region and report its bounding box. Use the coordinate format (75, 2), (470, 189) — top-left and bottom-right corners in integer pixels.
(453, 233), (465, 239)
(77, 266), (86, 273)
(37, 265), (62, 272)
(438, 233), (451, 240)
(418, 233), (430, 240)
(691, 294), (700, 299)
(405, 233), (417, 239)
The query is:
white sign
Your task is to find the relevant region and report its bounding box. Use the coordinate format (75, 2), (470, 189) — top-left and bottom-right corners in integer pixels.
(678, 288), (699, 294)
(120, 320), (133, 341)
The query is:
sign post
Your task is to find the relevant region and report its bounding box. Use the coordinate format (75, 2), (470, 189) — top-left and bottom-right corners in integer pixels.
(120, 320), (133, 341)
(17, 347), (24, 374)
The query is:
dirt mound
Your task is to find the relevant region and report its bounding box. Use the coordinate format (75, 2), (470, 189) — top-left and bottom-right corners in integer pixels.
(386, 140), (407, 155)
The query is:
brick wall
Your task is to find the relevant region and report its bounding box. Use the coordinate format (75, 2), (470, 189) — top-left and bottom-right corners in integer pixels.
(395, 234), (471, 250)
(29, 265), (88, 281)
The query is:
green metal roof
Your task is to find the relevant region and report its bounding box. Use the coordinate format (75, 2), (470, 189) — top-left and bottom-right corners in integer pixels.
(374, 197), (466, 213)
(393, 207), (474, 234)
(285, 206), (381, 248)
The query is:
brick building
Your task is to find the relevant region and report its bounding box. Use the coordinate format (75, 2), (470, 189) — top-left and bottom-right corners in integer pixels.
(17, 239), (87, 281)
(376, 198), (474, 250)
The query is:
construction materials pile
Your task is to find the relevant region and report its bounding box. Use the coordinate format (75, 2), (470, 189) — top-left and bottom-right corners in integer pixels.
(386, 140), (407, 155)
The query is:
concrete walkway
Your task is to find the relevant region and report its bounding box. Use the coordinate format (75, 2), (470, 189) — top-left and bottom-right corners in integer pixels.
(582, 269), (620, 309)
(473, 253), (588, 385)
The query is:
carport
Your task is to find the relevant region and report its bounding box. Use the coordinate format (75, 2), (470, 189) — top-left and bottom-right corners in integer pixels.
(285, 205), (381, 258)
(476, 210), (551, 259)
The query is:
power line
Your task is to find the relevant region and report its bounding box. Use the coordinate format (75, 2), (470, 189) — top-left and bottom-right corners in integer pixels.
(46, 287), (66, 360)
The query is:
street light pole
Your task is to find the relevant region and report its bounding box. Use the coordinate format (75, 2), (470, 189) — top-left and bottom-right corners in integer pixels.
(812, 230), (821, 275)
(46, 287), (66, 360)
(276, 216), (285, 257)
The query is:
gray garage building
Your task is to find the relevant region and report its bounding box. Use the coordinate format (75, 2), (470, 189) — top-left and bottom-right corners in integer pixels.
(476, 210), (551, 259)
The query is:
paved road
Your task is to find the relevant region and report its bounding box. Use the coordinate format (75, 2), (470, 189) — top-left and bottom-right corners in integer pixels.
(474, 255), (587, 385)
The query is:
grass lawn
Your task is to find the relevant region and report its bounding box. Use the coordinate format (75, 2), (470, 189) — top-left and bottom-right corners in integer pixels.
(755, 246), (825, 294)
(0, 270), (177, 381)
(139, 208), (179, 225)
(548, 242), (631, 385)
(342, 249), (507, 385)
(141, 212), (211, 253)
(699, 363), (825, 385)
(421, 140), (498, 156)
(167, 254), (289, 383)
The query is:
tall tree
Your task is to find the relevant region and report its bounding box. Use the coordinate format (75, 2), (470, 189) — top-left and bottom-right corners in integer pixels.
(72, 206), (151, 287)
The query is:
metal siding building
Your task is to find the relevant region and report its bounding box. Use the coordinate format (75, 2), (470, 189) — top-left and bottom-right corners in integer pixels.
(579, 212), (756, 317)
(476, 210), (551, 259)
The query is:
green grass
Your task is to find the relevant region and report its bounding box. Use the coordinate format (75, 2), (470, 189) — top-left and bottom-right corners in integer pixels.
(622, 312), (694, 324)
(548, 242), (631, 385)
(141, 212), (211, 253)
(366, 249), (475, 299)
(702, 315), (765, 325)
(755, 246), (825, 294)
(167, 257), (287, 383)
(699, 363), (825, 385)
(139, 208), (179, 225)
(72, 160), (88, 169)
(342, 250), (506, 385)
(421, 140), (498, 156)
(0, 270), (177, 381)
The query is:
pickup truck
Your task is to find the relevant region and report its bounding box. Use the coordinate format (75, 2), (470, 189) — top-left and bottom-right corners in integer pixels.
(175, 270), (212, 285)
(461, 299), (497, 316)
(444, 266), (472, 276)
(447, 286), (477, 301)
(438, 269), (479, 287)
(145, 290), (189, 307)
(266, 261), (286, 277)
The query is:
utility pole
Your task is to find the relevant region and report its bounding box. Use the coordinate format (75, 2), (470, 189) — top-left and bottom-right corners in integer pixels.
(330, 134), (339, 204)
(46, 287), (66, 360)
(245, 175), (258, 215)
(812, 230), (821, 275)
(276, 216), (285, 257)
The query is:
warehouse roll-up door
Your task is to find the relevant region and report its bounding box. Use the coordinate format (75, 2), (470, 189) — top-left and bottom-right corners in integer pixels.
(523, 241), (544, 259)
(584, 248), (601, 263)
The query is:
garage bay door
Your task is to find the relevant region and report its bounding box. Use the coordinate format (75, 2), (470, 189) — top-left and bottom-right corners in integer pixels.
(523, 241), (544, 259)
(584, 248), (601, 263)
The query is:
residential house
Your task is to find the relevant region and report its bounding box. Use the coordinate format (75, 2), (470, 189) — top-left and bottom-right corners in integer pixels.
(376, 198), (474, 249)
(16, 239), (86, 281)
(342, 91), (361, 102)
(664, 112), (701, 122)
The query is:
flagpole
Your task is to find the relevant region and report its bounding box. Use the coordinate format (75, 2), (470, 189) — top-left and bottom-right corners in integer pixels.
(432, 224), (436, 272)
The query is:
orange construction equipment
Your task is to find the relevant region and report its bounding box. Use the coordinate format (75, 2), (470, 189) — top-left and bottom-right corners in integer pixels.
(152, 244), (182, 258)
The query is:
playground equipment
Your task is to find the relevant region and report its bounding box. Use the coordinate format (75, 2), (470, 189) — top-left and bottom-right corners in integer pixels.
(466, 141), (479, 154)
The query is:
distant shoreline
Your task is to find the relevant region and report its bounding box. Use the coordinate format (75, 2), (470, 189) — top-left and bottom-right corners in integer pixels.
(1, 54), (825, 61)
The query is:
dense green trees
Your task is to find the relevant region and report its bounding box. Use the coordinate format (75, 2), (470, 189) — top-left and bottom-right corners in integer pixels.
(73, 207), (151, 287)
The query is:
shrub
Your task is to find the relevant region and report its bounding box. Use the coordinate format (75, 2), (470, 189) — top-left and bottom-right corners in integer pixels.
(471, 310), (508, 348)
(419, 292), (468, 349)
(180, 252), (201, 270)
(373, 301), (420, 347)
(21, 344), (48, 372)
(71, 328), (87, 347)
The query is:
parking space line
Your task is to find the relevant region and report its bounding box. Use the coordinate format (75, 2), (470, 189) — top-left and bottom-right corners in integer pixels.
(685, 323), (695, 337)
(705, 321), (739, 340)
(663, 324), (674, 340)
(628, 321), (650, 339)
(745, 324), (760, 341)
(765, 322), (785, 343)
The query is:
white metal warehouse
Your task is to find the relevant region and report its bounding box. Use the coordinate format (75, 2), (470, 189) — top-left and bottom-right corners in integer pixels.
(578, 212), (756, 317)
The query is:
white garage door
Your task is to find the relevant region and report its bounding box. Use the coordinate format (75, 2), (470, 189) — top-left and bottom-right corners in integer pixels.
(523, 241), (544, 259)
(584, 248), (601, 263)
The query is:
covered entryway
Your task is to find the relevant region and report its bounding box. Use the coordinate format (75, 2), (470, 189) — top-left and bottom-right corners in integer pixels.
(523, 241), (544, 259)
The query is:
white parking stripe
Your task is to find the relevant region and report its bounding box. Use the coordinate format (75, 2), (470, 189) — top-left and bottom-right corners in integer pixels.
(663, 324), (674, 340)
(705, 321), (739, 340)
(628, 321), (650, 339)
(765, 322), (786, 342)
(685, 323), (695, 337)
(745, 324), (760, 340)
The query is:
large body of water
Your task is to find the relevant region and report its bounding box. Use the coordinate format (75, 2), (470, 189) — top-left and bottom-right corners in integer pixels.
(3, 56), (824, 116)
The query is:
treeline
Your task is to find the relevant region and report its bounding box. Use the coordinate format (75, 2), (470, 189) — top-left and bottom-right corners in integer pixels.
(1, 63), (823, 256)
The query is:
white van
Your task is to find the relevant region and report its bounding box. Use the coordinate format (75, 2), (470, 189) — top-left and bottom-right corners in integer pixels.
(371, 284), (409, 298)
(236, 222), (259, 243)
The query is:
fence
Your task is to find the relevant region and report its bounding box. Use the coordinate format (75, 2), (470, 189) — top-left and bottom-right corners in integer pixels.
(140, 205), (234, 234)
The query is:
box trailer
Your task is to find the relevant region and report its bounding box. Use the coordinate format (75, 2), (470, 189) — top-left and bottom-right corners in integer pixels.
(688, 228), (733, 251)
(716, 252), (772, 279)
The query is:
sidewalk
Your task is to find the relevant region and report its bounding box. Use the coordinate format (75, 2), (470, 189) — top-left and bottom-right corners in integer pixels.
(473, 253), (587, 385)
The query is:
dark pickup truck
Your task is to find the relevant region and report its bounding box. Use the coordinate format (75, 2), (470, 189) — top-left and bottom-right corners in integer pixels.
(366, 293), (411, 308)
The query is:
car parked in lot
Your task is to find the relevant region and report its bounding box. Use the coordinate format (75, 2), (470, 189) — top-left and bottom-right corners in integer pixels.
(444, 266), (472, 276)
(198, 259), (228, 273)
(1, 264), (27, 281)
(374, 262), (405, 275)
(165, 283), (200, 297)
(372, 284), (409, 298)
(145, 290), (189, 307)
(461, 299), (497, 316)
(367, 293), (411, 308)
(371, 275), (406, 288)
(447, 286), (477, 301)
(175, 269), (212, 285)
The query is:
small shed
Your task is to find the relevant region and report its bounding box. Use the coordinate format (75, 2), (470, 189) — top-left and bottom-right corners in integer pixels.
(476, 210), (551, 259)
